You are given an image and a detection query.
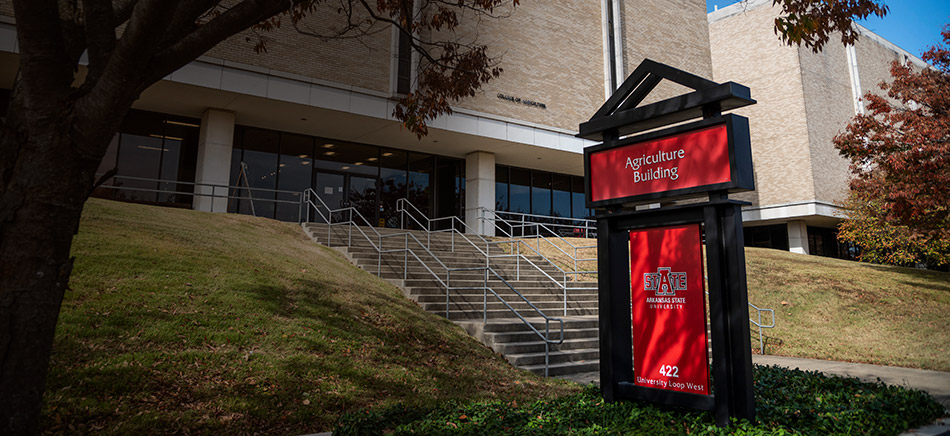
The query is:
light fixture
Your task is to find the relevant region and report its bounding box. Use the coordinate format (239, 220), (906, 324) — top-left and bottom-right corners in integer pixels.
(148, 134), (184, 141)
(341, 166), (351, 170)
(163, 120), (200, 128)
(324, 151), (337, 156)
(382, 152), (394, 157)
(367, 157), (378, 162)
(322, 143), (335, 148)
(279, 163), (286, 167)
(354, 162), (363, 166)
(137, 145), (170, 152)
(298, 154), (309, 158)
(302, 161), (311, 165)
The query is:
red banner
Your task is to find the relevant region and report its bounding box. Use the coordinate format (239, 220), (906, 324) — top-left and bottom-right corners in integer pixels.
(630, 224), (710, 395)
(590, 124), (730, 203)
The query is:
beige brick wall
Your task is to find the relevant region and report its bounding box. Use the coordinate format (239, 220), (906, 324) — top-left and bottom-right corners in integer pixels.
(449, 0), (605, 132)
(622, 0), (714, 105)
(854, 33), (903, 105)
(449, 0), (714, 132)
(206, 3), (393, 94)
(797, 43), (853, 205)
(709, 3), (814, 208)
(0, 1), (713, 135)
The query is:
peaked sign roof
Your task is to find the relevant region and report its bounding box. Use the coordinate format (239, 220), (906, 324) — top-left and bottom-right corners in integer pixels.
(577, 59), (755, 140)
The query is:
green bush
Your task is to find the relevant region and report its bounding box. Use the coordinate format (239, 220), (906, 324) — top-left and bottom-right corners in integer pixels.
(335, 365), (944, 435)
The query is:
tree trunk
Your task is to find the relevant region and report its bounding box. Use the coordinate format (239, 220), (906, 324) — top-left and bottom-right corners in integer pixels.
(0, 95), (101, 434)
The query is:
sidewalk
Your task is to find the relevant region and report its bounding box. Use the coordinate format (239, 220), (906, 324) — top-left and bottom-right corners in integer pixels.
(753, 355), (950, 410)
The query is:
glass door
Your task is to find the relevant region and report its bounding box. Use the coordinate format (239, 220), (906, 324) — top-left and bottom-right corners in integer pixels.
(347, 174), (379, 226)
(313, 172), (345, 223)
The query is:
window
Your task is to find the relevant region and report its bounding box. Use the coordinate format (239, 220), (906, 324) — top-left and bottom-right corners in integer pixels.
(495, 165), (509, 211)
(396, 29), (412, 94)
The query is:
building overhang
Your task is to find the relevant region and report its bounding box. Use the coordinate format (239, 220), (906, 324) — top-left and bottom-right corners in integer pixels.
(742, 201), (844, 228)
(0, 18), (596, 176)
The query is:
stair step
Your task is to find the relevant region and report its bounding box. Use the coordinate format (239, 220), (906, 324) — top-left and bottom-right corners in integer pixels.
(492, 337), (599, 354)
(488, 327), (600, 343)
(505, 348), (600, 366)
(303, 222), (602, 377)
(522, 360), (600, 377)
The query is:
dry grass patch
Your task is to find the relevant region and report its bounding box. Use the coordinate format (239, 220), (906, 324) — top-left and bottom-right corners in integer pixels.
(42, 199), (576, 435)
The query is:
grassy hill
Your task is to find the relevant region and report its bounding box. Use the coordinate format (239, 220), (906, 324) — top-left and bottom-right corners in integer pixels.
(541, 237), (950, 372)
(745, 246), (949, 371)
(43, 199), (575, 435)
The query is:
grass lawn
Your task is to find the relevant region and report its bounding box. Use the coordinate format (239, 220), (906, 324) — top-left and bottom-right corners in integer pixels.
(518, 237), (950, 371)
(42, 199), (576, 434)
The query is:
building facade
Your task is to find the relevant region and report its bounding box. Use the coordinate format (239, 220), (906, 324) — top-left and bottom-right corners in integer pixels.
(0, 0), (712, 235)
(708, 0), (929, 257)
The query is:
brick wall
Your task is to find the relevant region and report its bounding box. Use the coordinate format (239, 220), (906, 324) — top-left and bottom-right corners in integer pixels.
(448, 0), (605, 132)
(709, 3), (814, 208)
(206, 3), (393, 94)
(797, 42), (853, 205)
(622, 0), (713, 105)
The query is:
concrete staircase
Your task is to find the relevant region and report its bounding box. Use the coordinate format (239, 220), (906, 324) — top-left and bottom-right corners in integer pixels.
(302, 222), (600, 377)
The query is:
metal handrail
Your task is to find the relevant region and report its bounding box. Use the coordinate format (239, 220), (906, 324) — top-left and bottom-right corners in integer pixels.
(488, 209), (596, 237)
(748, 302), (776, 355)
(94, 173), (305, 220)
(397, 198), (596, 316)
(448, 266), (565, 377)
(479, 208), (597, 279)
(305, 189), (564, 376)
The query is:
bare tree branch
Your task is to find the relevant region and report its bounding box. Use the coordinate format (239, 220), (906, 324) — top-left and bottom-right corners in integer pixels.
(145, 0), (294, 86)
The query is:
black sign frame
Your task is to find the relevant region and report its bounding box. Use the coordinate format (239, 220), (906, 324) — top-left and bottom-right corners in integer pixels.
(584, 114), (754, 209)
(596, 200), (755, 425)
(579, 58), (758, 427)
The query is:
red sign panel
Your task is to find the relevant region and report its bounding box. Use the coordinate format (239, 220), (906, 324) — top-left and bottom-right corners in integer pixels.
(590, 124), (730, 203)
(630, 224), (710, 395)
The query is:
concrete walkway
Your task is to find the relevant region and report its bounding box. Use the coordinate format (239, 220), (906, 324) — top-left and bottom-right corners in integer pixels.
(752, 355), (950, 410)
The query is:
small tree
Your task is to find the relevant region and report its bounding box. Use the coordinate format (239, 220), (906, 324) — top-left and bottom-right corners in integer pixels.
(834, 28), (950, 268)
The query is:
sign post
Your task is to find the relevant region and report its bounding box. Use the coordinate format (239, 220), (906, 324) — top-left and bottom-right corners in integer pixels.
(579, 59), (757, 426)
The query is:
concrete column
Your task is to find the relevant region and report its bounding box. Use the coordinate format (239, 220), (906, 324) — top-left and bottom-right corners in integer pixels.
(465, 151), (495, 236)
(193, 109), (235, 213)
(787, 220), (809, 255)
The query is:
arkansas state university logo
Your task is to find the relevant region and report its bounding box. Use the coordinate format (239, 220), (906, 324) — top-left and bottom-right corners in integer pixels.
(643, 267), (687, 296)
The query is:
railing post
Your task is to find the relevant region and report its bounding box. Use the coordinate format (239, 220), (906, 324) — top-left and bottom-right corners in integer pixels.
(483, 267), (488, 324)
(544, 320), (550, 378)
(298, 193), (303, 224)
(404, 234), (408, 281)
(446, 270), (451, 318)
(515, 241), (521, 280)
(758, 311), (764, 354)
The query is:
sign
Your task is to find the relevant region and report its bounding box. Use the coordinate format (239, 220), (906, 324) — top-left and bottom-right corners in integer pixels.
(584, 115), (753, 208)
(630, 224), (709, 395)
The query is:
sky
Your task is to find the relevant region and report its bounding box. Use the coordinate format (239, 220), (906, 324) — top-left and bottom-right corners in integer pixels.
(706, 0), (950, 60)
